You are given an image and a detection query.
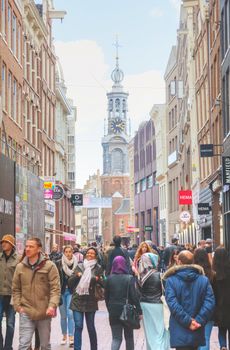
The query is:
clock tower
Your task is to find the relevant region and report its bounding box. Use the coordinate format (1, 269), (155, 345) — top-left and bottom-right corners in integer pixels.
(101, 43), (131, 244)
(102, 46), (130, 175)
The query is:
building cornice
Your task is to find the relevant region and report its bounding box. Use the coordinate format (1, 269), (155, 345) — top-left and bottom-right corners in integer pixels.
(23, 0), (48, 45)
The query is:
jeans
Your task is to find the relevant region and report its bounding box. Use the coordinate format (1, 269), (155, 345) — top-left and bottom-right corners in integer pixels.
(18, 313), (51, 350)
(218, 326), (230, 349)
(198, 320), (214, 350)
(111, 323), (134, 350)
(73, 311), (97, 350)
(59, 289), (74, 336)
(0, 295), (15, 350)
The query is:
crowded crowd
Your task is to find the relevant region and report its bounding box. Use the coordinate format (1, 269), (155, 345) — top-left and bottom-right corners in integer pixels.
(0, 233), (229, 350)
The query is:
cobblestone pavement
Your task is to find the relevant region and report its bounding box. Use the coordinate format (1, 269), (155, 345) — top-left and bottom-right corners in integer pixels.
(3, 302), (220, 349)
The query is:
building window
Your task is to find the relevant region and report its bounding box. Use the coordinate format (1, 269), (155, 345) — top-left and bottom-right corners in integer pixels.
(147, 174), (153, 189)
(112, 148), (123, 172)
(8, 71), (12, 116)
(7, 4), (11, 46)
(1, 63), (6, 110)
(135, 182), (140, 194)
(12, 13), (16, 55)
(12, 79), (17, 120)
(1, 0), (6, 37)
(141, 178), (146, 192)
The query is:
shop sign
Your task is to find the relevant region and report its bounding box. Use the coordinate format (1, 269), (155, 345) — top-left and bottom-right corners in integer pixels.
(179, 190), (192, 205)
(53, 185), (64, 201)
(180, 211), (191, 223)
(71, 194), (83, 206)
(200, 144), (214, 157)
(144, 225), (153, 232)
(198, 203), (210, 215)
(223, 156), (230, 185)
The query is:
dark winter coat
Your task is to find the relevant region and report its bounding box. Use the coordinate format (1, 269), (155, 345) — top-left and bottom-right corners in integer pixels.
(105, 274), (142, 325)
(138, 271), (162, 304)
(213, 273), (230, 328)
(68, 262), (103, 313)
(164, 264), (215, 348)
(106, 247), (131, 275)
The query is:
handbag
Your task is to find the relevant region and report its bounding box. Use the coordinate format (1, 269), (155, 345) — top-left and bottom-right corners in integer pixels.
(95, 283), (105, 301)
(119, 276), (140, 329)
(160, 276), (170, 330)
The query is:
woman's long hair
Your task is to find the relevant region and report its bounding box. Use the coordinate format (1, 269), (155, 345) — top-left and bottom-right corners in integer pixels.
(134, 242), (153, 263)
(194, 248), (215, 282)
(212, 247), (230, 280)
(168, 249), (179, 269)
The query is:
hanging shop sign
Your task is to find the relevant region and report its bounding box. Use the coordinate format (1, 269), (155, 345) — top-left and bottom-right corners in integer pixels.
(223, 156), (230, 186)
(179, 190), (192, 205)
(200, 144), (214, 157)
(53, 185), (64, 201)
(198, 203), (210, 215)
(180, 211), (191, 223)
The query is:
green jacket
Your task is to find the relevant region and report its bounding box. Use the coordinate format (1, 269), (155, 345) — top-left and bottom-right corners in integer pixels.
(12, 254), (60, 320)
(0, 251), (18, 296)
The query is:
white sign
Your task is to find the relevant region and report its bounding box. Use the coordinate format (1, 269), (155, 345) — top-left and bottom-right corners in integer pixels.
(180, 211), (191, 223)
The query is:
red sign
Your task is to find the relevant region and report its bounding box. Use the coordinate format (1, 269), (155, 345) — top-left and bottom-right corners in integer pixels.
(179, 190), (192, 205)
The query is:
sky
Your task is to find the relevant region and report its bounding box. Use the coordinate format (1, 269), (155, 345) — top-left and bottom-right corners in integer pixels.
(52, 0), (181, 188)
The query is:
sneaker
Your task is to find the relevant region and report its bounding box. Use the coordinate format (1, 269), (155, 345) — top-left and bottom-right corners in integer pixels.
(69, 336), (74, 347)
(61, 336), (67, 345)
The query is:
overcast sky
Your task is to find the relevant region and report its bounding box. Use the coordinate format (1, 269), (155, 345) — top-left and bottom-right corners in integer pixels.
(52, 0), (181, 188)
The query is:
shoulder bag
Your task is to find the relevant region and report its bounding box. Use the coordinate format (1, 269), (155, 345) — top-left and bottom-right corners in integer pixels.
(119, 276), (140, 329)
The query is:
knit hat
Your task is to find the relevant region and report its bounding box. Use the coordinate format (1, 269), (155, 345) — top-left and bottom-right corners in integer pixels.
(0, 234), (16, 248)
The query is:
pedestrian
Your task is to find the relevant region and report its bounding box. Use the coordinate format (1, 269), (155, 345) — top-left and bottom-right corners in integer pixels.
(49, 243), (62, 263)
(167, 249), (179, 269)
(68, 247), (104, 350)
(12, 237), (61, 350)
(0, 234), (18, 350)
(73, 244), (83, 264)
(194, 248), (216, 350)
(132, 241), (153, 276)
(163, 250), (215, 350)
(212, 247), (230, 350)
(163, 238), (180, 269)
(138, 252), (169, 350)
(105, 256), (142, 350)
(128, 243), (138, 261)
(56, 245), (78, 347)
(106, 236), (131, 275)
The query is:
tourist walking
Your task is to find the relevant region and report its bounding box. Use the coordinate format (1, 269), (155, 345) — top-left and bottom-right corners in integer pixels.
(138, 252), (169, 350)
(57, 245), (78, 346)
(164, 250), (215, 350)
(106, 236), (131, 275)
(12, 237), (60, 350)
(132, 241), (153, 276)
(212, 247), (230, 350)
(105, 256), (142, 350)
(194, 248), (216, 350)
(0, 234), (18, 350)
(68, 247), (104, 350)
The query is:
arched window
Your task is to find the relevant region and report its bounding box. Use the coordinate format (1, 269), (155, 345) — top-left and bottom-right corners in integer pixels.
(112, 148), (123, 172)
(109, 99), (113, 111)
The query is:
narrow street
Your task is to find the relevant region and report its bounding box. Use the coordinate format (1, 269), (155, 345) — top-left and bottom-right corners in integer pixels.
(3, 302), (220, 349)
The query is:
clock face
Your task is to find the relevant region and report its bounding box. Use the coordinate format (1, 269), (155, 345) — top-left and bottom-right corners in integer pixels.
(110, 118), (125, 134)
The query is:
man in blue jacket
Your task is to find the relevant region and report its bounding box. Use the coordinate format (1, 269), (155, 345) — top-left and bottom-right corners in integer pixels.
(164, 250), (215, 350)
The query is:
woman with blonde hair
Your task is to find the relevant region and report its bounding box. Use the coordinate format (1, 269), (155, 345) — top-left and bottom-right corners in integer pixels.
(132, 242), (153, 276)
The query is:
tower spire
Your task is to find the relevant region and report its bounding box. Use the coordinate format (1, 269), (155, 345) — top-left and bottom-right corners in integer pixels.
(111, 36), (124, 85)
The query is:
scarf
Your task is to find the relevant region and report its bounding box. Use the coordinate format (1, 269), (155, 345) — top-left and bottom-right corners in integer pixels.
(62, 254), (78, 277)
(138, 253), (159, 287)
(76, 259), (97, 295)
(111, 256), (128, 274)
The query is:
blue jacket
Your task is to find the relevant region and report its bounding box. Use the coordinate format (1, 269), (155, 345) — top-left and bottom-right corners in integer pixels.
(164, 264), (215, 348)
